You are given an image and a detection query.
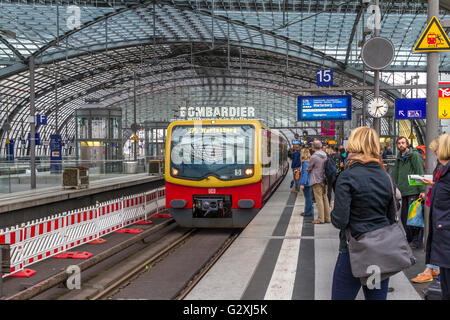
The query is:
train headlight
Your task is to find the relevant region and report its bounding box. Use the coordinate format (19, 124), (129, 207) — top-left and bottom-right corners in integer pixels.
(172, 168), (179, 176)
(245, 168), (253, 176)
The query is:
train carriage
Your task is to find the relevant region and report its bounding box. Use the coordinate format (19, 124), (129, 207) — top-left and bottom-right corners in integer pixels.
(165, 119), (289, 228)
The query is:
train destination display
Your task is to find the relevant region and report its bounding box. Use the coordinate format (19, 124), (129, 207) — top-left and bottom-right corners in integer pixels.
(297, 95), (352, 121)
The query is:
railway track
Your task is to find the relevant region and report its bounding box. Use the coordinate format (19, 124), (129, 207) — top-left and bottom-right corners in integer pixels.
(2, 215), (240, 300)
(96, 228), (240, 300)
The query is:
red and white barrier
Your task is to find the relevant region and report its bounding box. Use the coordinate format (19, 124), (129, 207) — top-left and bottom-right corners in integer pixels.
(1, 187), (165, 278)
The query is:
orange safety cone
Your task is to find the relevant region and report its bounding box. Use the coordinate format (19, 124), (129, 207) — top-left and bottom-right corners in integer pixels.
(8, 269), (37, 278)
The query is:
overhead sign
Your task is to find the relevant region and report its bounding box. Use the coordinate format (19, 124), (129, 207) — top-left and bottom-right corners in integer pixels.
(179, 106), (255, 119)
(292, 140), (301, 145)
(50, 134), (62, 173)
(316, 69), (333, 87)
(413, 16), (450, 52)
(395, 98), (427, 119)
(439, 82), (450, 119)
(36, 114), (47, 126)
(27, 132), (41, 146)
(298, 95), (352, 121)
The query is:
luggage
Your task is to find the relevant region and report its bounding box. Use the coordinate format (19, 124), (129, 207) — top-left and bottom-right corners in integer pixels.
(324, 156), (337, 183)
(423, 278), (442, 300)
(407, 198), (424, 228)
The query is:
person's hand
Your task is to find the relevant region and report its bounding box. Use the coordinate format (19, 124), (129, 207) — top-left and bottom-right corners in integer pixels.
(419, 192), (426, 199)
(422, 178), (434, 186)
(300, 185), (304, 190)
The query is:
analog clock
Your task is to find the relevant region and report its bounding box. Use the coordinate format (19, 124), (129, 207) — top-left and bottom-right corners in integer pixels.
(367, 97), (389, 118)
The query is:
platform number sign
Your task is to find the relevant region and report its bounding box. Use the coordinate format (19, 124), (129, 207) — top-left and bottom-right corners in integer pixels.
(316, 69), (333, 87)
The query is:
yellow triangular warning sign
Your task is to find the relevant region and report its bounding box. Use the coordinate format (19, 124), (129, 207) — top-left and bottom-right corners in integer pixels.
(414, 16), (450, 52)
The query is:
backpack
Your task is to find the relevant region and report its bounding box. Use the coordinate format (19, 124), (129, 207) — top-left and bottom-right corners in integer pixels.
(324, 155), (337, 183)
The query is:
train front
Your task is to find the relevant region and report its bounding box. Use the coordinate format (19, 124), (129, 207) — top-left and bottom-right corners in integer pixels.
(165, 120), (262, 228)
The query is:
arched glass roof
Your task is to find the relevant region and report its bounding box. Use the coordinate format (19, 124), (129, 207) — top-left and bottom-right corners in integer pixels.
(0, 0), (449, 152)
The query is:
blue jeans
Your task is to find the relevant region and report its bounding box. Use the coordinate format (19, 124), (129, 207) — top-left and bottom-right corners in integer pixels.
(331, 252), (390, 300)
(302, 186), (313, 216)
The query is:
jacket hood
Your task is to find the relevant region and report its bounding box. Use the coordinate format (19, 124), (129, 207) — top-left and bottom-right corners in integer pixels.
(314, 150), (328, 158)
(397, 148), (419, 159)
(441, 161), (450, 177)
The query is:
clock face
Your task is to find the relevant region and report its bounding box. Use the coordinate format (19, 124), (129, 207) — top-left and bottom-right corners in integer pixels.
(367, 97), (389, 118)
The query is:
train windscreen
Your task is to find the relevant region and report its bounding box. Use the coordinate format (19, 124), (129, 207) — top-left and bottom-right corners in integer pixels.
(170, 124), (255, 180)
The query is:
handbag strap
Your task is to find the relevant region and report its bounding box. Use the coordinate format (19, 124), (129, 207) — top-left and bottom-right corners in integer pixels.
(384, 171), (399, 222)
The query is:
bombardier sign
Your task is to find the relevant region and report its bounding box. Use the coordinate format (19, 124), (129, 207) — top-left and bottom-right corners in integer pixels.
(179, 106), (256, 119)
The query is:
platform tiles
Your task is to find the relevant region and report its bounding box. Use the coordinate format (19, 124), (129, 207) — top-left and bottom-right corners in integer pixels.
(185, 175), (422, 300)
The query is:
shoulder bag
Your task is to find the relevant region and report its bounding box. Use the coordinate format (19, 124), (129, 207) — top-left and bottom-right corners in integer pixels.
(346, 171), (416, 286)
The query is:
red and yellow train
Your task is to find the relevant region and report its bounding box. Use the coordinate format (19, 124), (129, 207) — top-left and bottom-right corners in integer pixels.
(165, 119), (289, 228)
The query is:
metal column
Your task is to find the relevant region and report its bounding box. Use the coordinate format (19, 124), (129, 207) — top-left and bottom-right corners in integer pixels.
(425, 0), (439, 174)
(133, 71), (137, 162)
(373, 0), (381, 135)
(424, 0), (440, 252)
(29, 56), (36, 189)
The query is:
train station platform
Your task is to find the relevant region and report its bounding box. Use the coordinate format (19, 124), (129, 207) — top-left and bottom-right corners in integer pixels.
(0, 174), (164, 228)
(186, 174), (423, 300)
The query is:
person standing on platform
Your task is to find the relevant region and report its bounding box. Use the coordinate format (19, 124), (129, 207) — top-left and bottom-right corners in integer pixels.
(411, 136), (442, 283)
(331, 127), (396, 300)
(339, 146), (348, 171)
(425, 133), (450, 300)
(326, 146), (338, 204)
(382, 146), (393, 159)
(299, 148), (313, 216)
(391, 136), (426, 249)
(291, 145), (301, 192)
(307, 140), (330, 224)
(331, 146), (343, 191)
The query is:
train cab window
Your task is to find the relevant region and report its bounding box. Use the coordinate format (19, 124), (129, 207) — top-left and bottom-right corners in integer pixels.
(170, 125), (255, 180)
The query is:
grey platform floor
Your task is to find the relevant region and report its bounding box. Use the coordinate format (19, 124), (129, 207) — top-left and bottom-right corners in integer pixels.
(185, 174), (422, 300)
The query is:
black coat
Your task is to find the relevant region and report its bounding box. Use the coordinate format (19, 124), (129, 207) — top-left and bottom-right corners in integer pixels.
(426, 162), (450, 269)
(331, 161), (396, 253)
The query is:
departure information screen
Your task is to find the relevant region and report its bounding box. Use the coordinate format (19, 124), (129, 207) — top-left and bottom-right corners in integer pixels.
(298, 95), (352, 121)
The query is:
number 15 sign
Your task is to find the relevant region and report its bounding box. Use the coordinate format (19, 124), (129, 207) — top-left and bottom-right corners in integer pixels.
(317, 69), (333, 87)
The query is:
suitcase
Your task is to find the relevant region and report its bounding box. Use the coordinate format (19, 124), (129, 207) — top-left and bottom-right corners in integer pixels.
(423, 278), (442, 300)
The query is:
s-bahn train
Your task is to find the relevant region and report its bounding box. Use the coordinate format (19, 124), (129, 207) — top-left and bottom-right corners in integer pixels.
(165, 119), (289, 228)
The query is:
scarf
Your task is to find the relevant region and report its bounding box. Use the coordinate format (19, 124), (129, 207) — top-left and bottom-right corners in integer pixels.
(345, 153), (386, 171)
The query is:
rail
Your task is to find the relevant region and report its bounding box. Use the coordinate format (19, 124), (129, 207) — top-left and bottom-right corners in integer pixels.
(0, 187), (166, 278)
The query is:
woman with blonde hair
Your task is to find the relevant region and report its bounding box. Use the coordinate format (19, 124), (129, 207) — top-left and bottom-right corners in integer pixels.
(331, 127), (397, 300)
(425, 133), (450, 299)
(298, 148), (313, 216)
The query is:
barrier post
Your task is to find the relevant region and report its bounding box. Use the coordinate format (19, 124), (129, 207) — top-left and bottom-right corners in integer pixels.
(156, 189), (159, 214)
(0, 245), (2, 297)
(121, 197), (124, 229)
(144, 192), (147, 221)
(0, 246), (2, 296)
(0, 244), (6, 297)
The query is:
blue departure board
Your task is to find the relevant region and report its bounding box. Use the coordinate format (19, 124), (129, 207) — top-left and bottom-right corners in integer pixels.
(298, 95), (352, 121)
